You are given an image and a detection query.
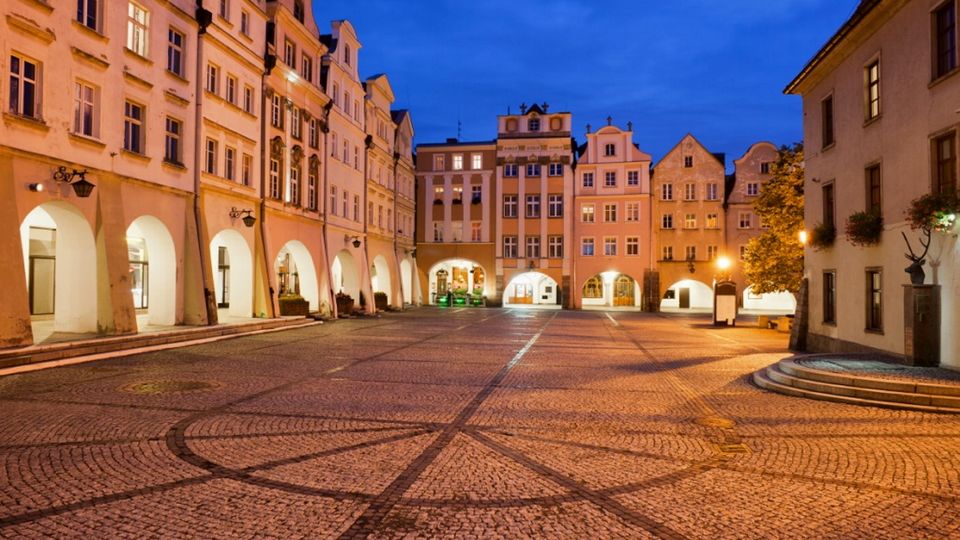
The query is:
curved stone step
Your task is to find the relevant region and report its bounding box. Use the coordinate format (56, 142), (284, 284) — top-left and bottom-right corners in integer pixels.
(779, 359), (960, 397)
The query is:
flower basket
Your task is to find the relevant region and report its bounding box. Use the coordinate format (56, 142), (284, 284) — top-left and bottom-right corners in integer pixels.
(374, 291), (388, 310)
(845, 210), (883, 246)
(335, 292), (354, 316)
(906, 192), (960, 233)
(810, 222), (836, 249)
(278, 294), (310, 316)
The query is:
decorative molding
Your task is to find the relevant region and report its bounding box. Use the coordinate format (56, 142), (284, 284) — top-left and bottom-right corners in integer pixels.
(6, 13), (56, 43)
(290, 145), (304, 163)
(2, 112), (49, 131)
(123, 70), (154, 89)
(20, 0), (54, 13)
(164, 89), (190, 107)
(270, 136), (285, 159)
(70, 46), (109, 69)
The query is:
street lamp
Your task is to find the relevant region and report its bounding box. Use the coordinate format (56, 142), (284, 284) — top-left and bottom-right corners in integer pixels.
(346, 235), (362, 248)
(798, 230), (809, 246)
(716, 255), (732, 273)
(53, 166), (96, 198)
(229, 207), (257, 228)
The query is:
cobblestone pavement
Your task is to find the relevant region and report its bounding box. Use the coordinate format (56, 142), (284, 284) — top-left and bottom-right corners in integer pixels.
(1, 309), (959, 539)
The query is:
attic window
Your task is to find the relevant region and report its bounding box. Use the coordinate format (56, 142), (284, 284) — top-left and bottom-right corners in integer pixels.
(684, 156), (693, 168)
(293, 0), (304, 22)
(604, 144), (616, 157)
(344, 43), (352, 66)
(528, 118), (540, 132)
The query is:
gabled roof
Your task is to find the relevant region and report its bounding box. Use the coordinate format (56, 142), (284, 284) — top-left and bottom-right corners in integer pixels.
(652, 133), (725, 169)
(365, 73), (395, 102)
(525, 103), (546, 115)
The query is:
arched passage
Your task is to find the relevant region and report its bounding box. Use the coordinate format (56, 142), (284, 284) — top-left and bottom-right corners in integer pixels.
(275, 240), (320, 312)
(660, 279), (713, 311)
(503, 272), (559, 307)
(400, 258), (413, 305)
(19, 202), (97, 337)
(427, 259), (488, 305)
(331, 249), (360, 302)
(371, 254), (392, 306)
(127, 215), (177, 328)
(742, 286), (797, 314)
(581, 272), (641, 308)
(210, 229), (254, 319)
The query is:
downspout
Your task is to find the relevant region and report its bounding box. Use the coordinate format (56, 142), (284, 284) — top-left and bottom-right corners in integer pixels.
(259, 55), (275, 318)
(392, 150), (403, 309)
(321, 101), (335, 317)
(363, 133), (374, 313)
(193, 3), (217, 325)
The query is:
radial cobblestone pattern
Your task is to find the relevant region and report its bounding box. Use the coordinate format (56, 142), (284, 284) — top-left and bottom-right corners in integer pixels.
(1, 309), (959, 539)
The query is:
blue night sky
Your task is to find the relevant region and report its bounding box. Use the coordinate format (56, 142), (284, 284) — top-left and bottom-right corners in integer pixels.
(314, 0), (857, 166)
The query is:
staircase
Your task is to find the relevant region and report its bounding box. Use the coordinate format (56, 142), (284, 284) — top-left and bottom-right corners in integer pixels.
(754, 358), (960, 413)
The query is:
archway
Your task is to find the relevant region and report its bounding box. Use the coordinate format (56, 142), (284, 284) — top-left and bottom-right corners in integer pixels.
(275, 240), (320, 312)
(331, 249), (360, 302)
(19, 202), (97, 338)
(210, 229), (254, 319)
(427, 259), (488, 305)
(581, 272), (641, 308)
(400, 258), (413, 305)
(371, 254), (392, 307)
(127, 216), (177, 328)
(742, 286), (797, 314)
(503, 272), (559, 308)
(660, 279), (713, 311)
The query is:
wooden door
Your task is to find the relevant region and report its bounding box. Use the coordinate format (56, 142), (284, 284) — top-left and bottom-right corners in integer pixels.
(679, 288), (690, 309)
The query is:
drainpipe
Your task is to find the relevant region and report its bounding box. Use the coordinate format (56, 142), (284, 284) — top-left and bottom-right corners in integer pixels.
(362, 133), (374, 313)
(392, 150), (403, 309)
(259, 59), (275, 319)
(320, 101), (335, 317)
(193, 3), (216, 325)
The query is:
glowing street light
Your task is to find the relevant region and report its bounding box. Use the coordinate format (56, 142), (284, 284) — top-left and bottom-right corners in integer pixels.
(798, 230), (809, 245)
(715, 255), (732, 272)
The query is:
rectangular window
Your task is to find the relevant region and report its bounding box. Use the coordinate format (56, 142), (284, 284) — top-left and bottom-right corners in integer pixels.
(452, 154), (464, 171)
(433, 222), (443, 242)
(268, 158), (280, 198)
(684, 156), (693, 168)
(289, 162), (302, 205)
(662, 183), (673, 201)
(685, 246), (697, 261)
(604, 143), (616, 157)
(738, 211), (752, 229)
(706, 213), (719, 229)
(218, 0), (229, 19)
(224, 146), (236, 181)
(433, 154), (445, 171)
(684, 213), (697, 229)
(164, 117), (182, 164)
(526, 236), (541, 259)
(581, 237), (595, 256)
(581, 204), (595, 223)
(77, 0), (101, 31)
(471, 154), (483, 170)
(604, 203), (617, 223)
(329, 186), (337, 215)
(471, 221), (482, 242)
(243, 86), (254, 114)
(123, 100), (145, 154)
(626, 237), (639, 256)
(582, 172), (594, 188)
(354, 195), (360, 221)
(167, 28), (184, 76)
(471, 185), (482, 204)
(822, 95), (835, 148)
(528, 118), (540, 131)
(548, 194), (563, 217)
(707, 245), (718, 260)
(127, 2), (149, 57)
(342, 191), (349, 217)
(706, 183), (718, 201)
(504, 163), (518, 177)
(761, 162), (771, 174)
(526, 195), (541, 218)
(240, 10), (249, 36)
(661, 214), (673, 229)
(433, 186), (444, 203)
(662, 246), (673, 261)
(548, 236), (563, 258)
(823, 271), (836, 324)
(284, 39), (296, 67)
(225, 75), (237, 104)
(526, 164), (541, 178)
(452, 186), (463, 202)
(604, 171), (617, 187)
(822, 183), (835, 228)
(625, 202), (639, 222)
(242, 153), (252, 186)
(549, 163), (564, 176)
(9, 54), (41, 119)
(684, 183), (697, 201)
(72, 81), (97, 137)
(368, 202), (374, 224)
(206, 64), (219, 94)
(866, 164), (882, 214)
(205, 138), (218, 174)
(866, 269), (883, 331)
(604, 237), (617, 256)
(291, 107), (301, 139)
(301, 56), (313, 82)
(934, 0), (958, 79)
(503, 236), (518, 258)
(627, 171), (639, 186)
(308, 119), (318, 148)
(739, 245), (748, 260)
(746, 182), (759, 196)
(934, 132), (957, 194)
(271, 94), (283, 128)
(503, 195), (518, 218)
(865, 60), (880, 120)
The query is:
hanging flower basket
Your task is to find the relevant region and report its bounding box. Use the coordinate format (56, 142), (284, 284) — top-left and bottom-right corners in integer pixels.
(905, 192), (960, 233)
(810, 222), (836, 249)
(845, 210), (883, 246)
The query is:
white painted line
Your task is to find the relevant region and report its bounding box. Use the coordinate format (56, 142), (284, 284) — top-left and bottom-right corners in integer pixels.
(506, 328), (545, 369)
(605, 313), (620, 327)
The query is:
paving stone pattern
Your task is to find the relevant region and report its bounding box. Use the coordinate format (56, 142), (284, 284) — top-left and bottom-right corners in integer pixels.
(1, 309), (959, 539)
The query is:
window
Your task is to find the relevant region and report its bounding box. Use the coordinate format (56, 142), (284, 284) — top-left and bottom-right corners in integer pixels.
(72, 81), (97, 137)
(433, 186), (444, 203)
(526, 236), (541, 259)
(549, 163), (564, 176)
(662, 246), (673, 261)
(684, 213), (697, 229)
(268, 158), (280, 198)
(9, 54), (41, 119)
(866, 269), (883, 331)
(583, 276), (603, 298)
(738, 211), (752, 229)
(242, 153), (252, 186)
(661, 214), (674, 229)
(604, 143), (616, 157)
(452, 186), (463, 202)
(167, 29), (184, 76)
(823, 271), (836, 324)
(240, 10), (249, 36)
(684, 156), (693, 168)
(547, 194), (563, 217)
(746, 182), (759, 196)
(291, 107), (301, 139)
(329, 186), (337, 215)
(822, 95), (835, 148)
(934, 1), (957, 79)
(603, 203), (617, 223)
(581, 204), (595, 223)
(380, 207), (387, 231)
(284, 39), (296, 67)
(218, 0), (229, 19)
(368, 201), (374, 224)
(865, 60), (880, 120)
(353, 195), (360, 221)
(581, 237), (595, 256)
(503, 236), (518, 258)
(684, 183), (696, 200)
(548, 236), (563, 258)
(604, 237), (617, 256)
(343, 43), (352, 66)
(433, 222), (443, 242)
(471, 154), (483, 170)
(293, 0), (304, 22)
(627, 171), (639, 186)
(127, 2), (149, 57)
(705, 213), (718, 229)
(707, 245), (718, 260)
(332, 83), (340, 107)
(452, 154), (464, 171)
(289, 161), (302, 205)
(934, 132), (957, 194)
(471, 185), (482, 204)
(761, 162), (771, 174)
(526, 195), (541, 218)
(301, 56), (313, 82)
(77, 0), (101, 31)
(604, 171), (617, 187)
(205, 138), (218, 174)
(164, 117), (182, 164)
(706, 183), (718, 201)
(739, 245), (748, 260)
(330, 132), (337, 158)
(206, 64), (219, 94)
(866, 164), (882, 214)
(625, 202), (639, 222)
(471, 222), (482, 242)
(662, 183), (673, 200)
(504, 163), (518, 177)
(308, 119), (318, 148)
(226, 75), (237, 104)
(582, 172), (594, 188)
(822, 183), (835, 229)
(626, 237), (639, 256)
(342, 190), (348, 217)
(685, 246), (697, 261)
(433, 154), (445, 171)
(528, 118), (540, 131)
(503, 195), (518, 218)
(224, 147), (236, 181)
(526, 164), (541, 177)
(123, 101), (145, 154)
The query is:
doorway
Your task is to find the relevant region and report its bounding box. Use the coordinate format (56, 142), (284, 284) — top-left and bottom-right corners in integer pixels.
(613, 275), (634, 306)
(679, 288), (690, 309)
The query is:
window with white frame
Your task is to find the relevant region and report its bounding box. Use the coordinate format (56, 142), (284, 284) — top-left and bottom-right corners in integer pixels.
(206, 64), (219, 94)
(471, 222), (482, 242)
(307, 162), (318, 210)
(662, 246), (673, 260)
(707, 245), (718, 260)
(582, 172), (594, 187)
(549, 163), (563, 176)
(526, 236), (541, 259)
(218, 0), (229, 19)
(240, 10), (249, 36)
(291, 107), (302, 139)
(626, 237), (639, 256)
(738, 211), (752, 229)
(127, 2), (149, 57)
(548, 236), (563, 258)
(661, 214), (674, 229)
(604, 203), (617, 222)
(471, 154), (482, 170)
(684, 213), (697, 229)
(353, 195), (360, 221)
(268, 158), (280, 198)
(167, 28), (185, 76)
(73, 81), (98, 138)
(625, 202), (639, 222)
(604, 171), (617, 187)
(224, 146), (236, 181)
(705, 213), (718, 229)
(706, 183), (718, 200)
(526, 195), (541, 218)
(684, 183), (696, 200)
(433, 222), (443, 242)
(308, 119), (318, 148)
(503, 236), (518, 258)
(164, 117), (182, 164)
(739, 244), (748, 259)
(9, 54), (41, 119)
(581, 237), (595, 256)
(581, 204), (595, 223)
(685, 246), (697, 260)
(284, 39), (296, 67)
(205, 138), (218, 174)
(301, 56), (313, 82)
(342, 190), (348, 217)
(433, 186), (444, 202)
(433, 154), (445, 171)
(503, 195), (518, 217)
(760, 162), (771, 174)
(330, 132), (337, 158)
(627, 171), (639, 186)
(604, 143), (616, 157)
(452, 154), (464, 171)
(662, 183), (673, 200)
(272, 95), (285, 128)
(604, 237), (617, 256)
(329, 186), (337, 215)
(243, 86), (254, 114)
(471, 185), (482, 204)
(452, 186), (463, 202)
(242, 153), (252, 186)
(226, 75), (237, 104)
(123, 100), (145, 154)
(548, 194), (563, 217)
(526, 163), (541, 177)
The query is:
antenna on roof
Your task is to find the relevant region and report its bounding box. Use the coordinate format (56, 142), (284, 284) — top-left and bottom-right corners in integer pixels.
(457, 118), (462, 140)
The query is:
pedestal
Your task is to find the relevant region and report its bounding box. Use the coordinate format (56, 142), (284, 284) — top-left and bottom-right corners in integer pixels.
(903, 285), (940, 367)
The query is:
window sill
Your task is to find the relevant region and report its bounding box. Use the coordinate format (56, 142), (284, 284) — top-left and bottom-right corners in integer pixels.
(162, 159), (186, 171)
(68, 132), (106, 148)
(821, 142), (836, 153)
(121, 148), (150, 162)
(864, 328), (884, 336)
(216, 15), (234, 29)
(822, 321), (837, 327)
(23, 0), (54, 12)
(71, 20), (108, 42)
(3, 112), (49, 131)
(929, 67), (960, 89)
(123, 47), (152, 65)
(164, 69), (189, 85)
(863, 115), (881, 128)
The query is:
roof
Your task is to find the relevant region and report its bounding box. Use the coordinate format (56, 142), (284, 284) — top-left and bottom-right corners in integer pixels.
(784, 0), (881, 94)
(390, 110), (408, 124)
(416, 139), (496, 149)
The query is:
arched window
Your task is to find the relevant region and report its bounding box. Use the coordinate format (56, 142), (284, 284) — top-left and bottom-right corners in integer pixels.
(436, 269), (449, 295)
(583, 276), (603, 298)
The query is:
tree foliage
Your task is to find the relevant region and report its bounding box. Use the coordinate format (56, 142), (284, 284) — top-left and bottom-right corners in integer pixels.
(743, 143), (805, 294)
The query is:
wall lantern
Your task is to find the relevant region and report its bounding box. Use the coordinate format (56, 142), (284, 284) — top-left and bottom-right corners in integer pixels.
(28, 183), (44, 192)
(347, 235), (362, 248)
(686, 256), (696, 274)
(229, 207), (257, 228)
(53, 166), (95, 198)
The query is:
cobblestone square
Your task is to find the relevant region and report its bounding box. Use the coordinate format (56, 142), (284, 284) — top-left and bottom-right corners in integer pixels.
(1, 309), (959, 539)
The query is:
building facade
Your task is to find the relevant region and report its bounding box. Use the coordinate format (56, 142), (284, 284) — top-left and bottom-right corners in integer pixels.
(786, 0), (960, 369)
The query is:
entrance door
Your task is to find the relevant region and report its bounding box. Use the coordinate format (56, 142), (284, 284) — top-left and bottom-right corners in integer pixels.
(679, 288), (690, 309)
(29, 257), (56, 315)
(613, 276), (634, 306)
(217, 246), (230, 308)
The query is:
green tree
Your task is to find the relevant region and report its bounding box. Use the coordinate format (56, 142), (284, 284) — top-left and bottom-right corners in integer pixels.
(742, 143), (805, 295)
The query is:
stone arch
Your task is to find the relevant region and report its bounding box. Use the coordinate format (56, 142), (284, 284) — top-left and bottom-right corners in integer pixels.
(503, 272), (559, 307)
(371, 254), (392, 306)
(127, 215), (177, 327)
(400, 258), (414, 305)
(275, 240), (320, 312)
(210, 229), (254, 319)
(581, 272), (641, 308)
(426, 259), (488, 305)
(331, 249), (360, 302)
(660, 279), (713, 311)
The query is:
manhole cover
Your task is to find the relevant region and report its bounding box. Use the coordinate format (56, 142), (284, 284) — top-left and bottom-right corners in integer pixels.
(122, 380), (219, 395)
(695, 416), (736, 429)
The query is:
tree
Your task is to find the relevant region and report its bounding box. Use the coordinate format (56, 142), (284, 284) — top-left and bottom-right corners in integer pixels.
(742, 143), (805, 295)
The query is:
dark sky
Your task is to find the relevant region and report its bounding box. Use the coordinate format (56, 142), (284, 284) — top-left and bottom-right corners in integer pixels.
(314, 0), (857, 167)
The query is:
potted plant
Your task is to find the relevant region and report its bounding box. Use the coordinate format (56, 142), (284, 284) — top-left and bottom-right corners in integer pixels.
(278, 293), (310, 316)
(905, 192), (960, 233)
(452, 287), (469, 306)
(374, 291), (388, 310)
(844, 210), (883, 246)
(335, 292), (354, 316)
(810, 222), (836, 249)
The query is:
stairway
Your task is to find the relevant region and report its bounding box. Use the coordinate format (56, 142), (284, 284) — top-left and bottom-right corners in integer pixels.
(753, 359), (960, 414)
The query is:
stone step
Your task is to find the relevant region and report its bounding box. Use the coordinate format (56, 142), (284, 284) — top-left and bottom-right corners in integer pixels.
(779, 359), (960, 397)
(0, 318), (315, 370)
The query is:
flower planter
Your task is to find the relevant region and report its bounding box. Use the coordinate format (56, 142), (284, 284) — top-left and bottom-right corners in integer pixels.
(278, 296), (310, 316)
(374, 292), (388, 311)
(335, 294), (355, 316)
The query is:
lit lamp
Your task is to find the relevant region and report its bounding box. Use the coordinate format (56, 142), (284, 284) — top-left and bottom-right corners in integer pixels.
(53, 166), (96, 198)
(715, 255), (733, 280)
(798, 230), (809, 246)
(229, 207), (257, 228)
(347, 235), (362, 248)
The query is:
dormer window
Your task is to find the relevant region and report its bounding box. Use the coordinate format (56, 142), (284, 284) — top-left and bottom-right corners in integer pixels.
(604, 144), (616, 157)
(344, 43), (352, 66)
(528, 118), (540, 132)
(293, 0), (304, 23)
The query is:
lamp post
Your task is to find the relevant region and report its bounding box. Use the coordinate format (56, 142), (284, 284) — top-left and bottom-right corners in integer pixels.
(713, 255), (736, 326)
